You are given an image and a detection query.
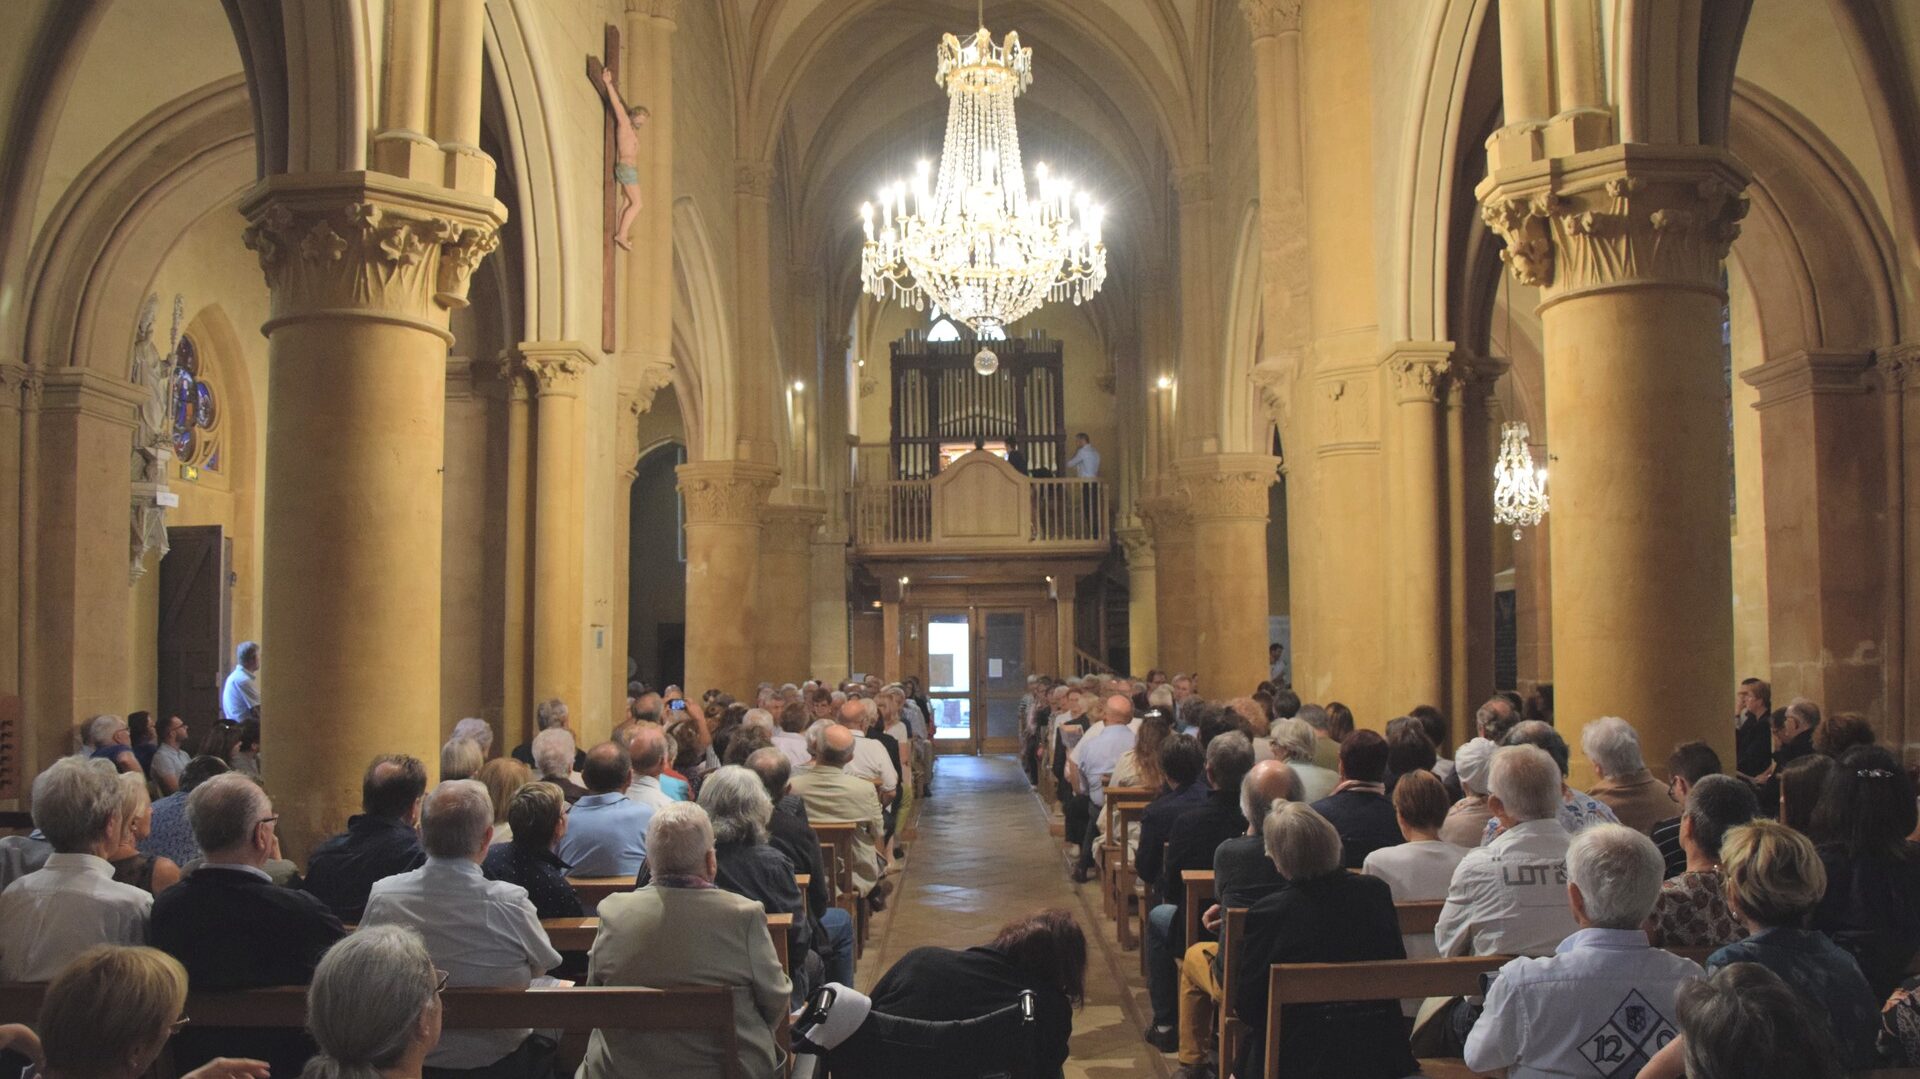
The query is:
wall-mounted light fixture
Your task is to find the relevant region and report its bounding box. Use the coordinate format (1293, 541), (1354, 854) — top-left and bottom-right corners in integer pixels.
(1156, 375), (1173, 390)
(792, 380), (806, 392)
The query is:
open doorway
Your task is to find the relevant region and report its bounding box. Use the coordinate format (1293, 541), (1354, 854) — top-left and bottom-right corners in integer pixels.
(156, 525), (231, 728)
(628, 443), (687, 689)
(923, 608), (1028, 754)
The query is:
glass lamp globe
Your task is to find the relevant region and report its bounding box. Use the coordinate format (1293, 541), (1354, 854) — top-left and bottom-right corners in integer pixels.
(974, 347), (999, 376)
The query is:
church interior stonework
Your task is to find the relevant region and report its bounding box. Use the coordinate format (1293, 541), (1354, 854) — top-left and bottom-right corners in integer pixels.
(3, 1), (1920, 1076)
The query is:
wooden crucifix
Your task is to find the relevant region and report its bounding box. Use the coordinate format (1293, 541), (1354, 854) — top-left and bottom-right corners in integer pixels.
(589, 26), (649, 352)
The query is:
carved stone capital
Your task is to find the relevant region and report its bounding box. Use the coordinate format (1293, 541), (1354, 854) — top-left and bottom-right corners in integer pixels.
(1136, 492), (1193, 541)
(676, 460), (778, 526)
(1175, 455), (1280, 522)
(828, 334), (854, 355)
(1875, 343), (1920, 393)
(239, 174), (505, 338)
(1116, 527), (1155, 569)
(762, 502), (826, 550)
(1383, 344), (1455, 405)
(1742, 349), (1875, 409)
(629, 358), (676, 413)
(1239, 0), (1303, 38)
(0, 362), (29, 409)
(1478, 145), (1749, 300)
(1173, 167), (1213, 206)
(859, 375), (879, 399)
(517, 342), (599, 399)
(735, 160), (775, 199)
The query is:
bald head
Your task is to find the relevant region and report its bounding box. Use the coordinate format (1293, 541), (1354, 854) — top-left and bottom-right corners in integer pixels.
(818, 723), (856, 767)
(837, 700), (870, 731)
(1241, 759), (1296, 833)
(628, 723), (667, 776)
(581, 741), (632, 794)
(1105, 695), (1133, 725)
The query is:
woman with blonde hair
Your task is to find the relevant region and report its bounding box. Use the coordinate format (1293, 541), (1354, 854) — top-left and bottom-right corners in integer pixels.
(1110, 711), (1172, 793)
(475, 757), (532, 846)
(34, 944), (266, 1079)
(301, 924), (443, 1079)
(439, 737), (483, 783)
(108, 772), (180, 894)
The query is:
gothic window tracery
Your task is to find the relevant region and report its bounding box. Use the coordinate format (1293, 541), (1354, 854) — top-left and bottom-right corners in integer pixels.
(171, 334), (222, 473)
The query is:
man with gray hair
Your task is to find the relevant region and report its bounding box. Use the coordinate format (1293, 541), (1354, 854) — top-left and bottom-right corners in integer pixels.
(513, 696), (586, 773)
(532, 727), (588, 803)
(583, 802), (790, 1079)
(1464, 824), (1702, 1078)
(364, 780), (562, 1077)
(1474, 694), (1521, 745)
(789, 723), (889, 904)
(1435, 745), (1578, 960)
(1295, 703), (1342, 772)
(222, 640), (261, 722)
(1582, 716), (1676, 834)
(836, 698), (899, 803)
(152, 772), (345, 1077)
(0, 758), (150, 980)
(1267, 716), (1338, 802)
(624, 722), (676, 812)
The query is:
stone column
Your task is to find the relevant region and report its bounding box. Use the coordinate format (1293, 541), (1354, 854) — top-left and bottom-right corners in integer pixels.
(1117, 527), (1158, 674)
(759, 503), (823, 682)
(500, 364), (532, 743)
(242, 176), (502, 857)
(0, 364), (25, 701)
(1450, 358), (1502, 731)
(809, 525), (851, 683)
(677, 459), (776, 698)
(521, 342), (596, 724)
(1140, 493), (1195, 674)
(1054, 574), (1079, 676)
(1177, 455), (1280, 695)
(1744, 349), (1887, 717)
(1384, 344), (1453, 708)
(1479, 145), (1749, 772)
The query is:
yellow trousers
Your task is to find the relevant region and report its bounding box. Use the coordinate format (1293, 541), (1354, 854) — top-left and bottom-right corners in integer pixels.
(1177, 940), (1221, 1066)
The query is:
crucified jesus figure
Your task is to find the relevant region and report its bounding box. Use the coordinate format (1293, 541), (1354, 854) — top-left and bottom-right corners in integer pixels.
(595, 65), (649, 250)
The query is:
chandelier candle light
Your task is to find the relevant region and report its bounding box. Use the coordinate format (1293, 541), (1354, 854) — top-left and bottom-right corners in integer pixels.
(860, 19), (1107, 376)
(1493, 421), (1550, 540)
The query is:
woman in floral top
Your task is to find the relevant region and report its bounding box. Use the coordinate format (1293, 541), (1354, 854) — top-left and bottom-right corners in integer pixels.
(1648, 774), (1758, 947)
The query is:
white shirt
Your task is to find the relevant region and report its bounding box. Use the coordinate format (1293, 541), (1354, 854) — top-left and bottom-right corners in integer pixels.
(1070, 722), (1136, 806)
(1464, 927), (1702, 1079)
(362, 857), (562, 1068)
(846, 730), (898, 793)
(901, 700), (929, 741)
(152, 743), (191, 784)
(0, 852), (152, 981)
(1434, 818), (1578, 959)
(221, 665), (259, 720)
(1283, 760), (1341, 804)
(625, 774), (676, 813)
(1364, 838), (1470, 960)
(771, 730), (812, 770)
(1065, 443), (1101, 478)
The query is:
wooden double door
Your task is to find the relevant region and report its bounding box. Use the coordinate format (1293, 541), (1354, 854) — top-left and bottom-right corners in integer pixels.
(919, 606), (1031, 755)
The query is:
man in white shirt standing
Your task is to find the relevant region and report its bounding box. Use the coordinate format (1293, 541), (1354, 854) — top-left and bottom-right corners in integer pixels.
(1465, 824), (1702, 1078)
(222, 640), (261, 722)
(1065, 432), (1101, 478)
(0, 759), (151, 981)
(362, 780), (562, 1076)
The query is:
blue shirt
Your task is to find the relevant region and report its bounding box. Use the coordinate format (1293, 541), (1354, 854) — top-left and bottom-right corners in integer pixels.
(660, 774), (692, 801)
(1065, 443), (1101, 478)
(555, 792), (653, 876)
(140, 791), (200, 866)
(1708, 927), (1881, 1069)
(1071, 722), (1136, 806)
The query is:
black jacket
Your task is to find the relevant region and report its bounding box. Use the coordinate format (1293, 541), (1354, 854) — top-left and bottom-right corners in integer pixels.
(300, 814), (426, 921)
(1734, 712), (1773, 778)
(1158, 789), (1247, 949)
(861, 945), (1073, 1079)
(1133, 781), (1208, 890)
(770, 802), (833, 958)
(483, 842), (584, 919)
(1310, 787), (1404, 869)
(152, 866), (346, 1077)
(1758, 728), (1815, 817)
(1230, 871), (1415, 1079)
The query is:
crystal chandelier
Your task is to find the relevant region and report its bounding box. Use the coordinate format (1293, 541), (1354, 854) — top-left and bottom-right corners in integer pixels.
(860, 19), (1107, 373)
(1493, 421), (1550, 540)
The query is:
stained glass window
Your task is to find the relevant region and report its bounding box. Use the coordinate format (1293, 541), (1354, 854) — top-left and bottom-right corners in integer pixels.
(170, 334), (220, 473)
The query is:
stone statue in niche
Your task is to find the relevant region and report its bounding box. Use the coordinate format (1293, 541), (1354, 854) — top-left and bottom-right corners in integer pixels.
(592, 62), (648, 251)
(128, 294), (181, 583)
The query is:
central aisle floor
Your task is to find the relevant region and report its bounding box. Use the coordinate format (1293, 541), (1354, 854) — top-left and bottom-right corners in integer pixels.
(854, 755), (1168, 1079)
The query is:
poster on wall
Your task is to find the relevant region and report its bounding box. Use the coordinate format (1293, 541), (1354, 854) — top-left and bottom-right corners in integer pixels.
(929, 654), (955, 687)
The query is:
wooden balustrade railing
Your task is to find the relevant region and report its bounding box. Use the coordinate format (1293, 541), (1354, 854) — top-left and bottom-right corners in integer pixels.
(848, 451), (1110, 553)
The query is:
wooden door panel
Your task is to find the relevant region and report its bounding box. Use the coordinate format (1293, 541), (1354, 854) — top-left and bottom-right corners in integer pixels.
(158, 526), (228, 727)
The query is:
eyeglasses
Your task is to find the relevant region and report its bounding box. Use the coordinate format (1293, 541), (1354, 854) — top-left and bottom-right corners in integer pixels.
(170, 1016), (192, 1035)
(255, 815), (279, 828)
(435, 970), (450, 995)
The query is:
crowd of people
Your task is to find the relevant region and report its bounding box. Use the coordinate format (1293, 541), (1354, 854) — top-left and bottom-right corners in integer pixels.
(0, 675), (1092, 1079)
(1028, 669), (1920, 1079)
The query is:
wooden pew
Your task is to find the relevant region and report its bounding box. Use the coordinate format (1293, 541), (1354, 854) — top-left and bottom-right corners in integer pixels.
(0, 983), (751, 1079)
(811, 822), (866, 954)
(1181, 870), (1216, 948)
(0, 810), (31, 834)
(1217, 907), (1248, 1072)
(1104, 797), (1152, 946)
(1098, 786), (1153, 920)
(1262, 956), (1507, 1079)
(569, 875), (810, 918)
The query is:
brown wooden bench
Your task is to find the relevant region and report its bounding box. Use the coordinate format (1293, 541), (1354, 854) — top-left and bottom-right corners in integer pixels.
(1098, 786), (1153, 921)
(810, 822), (866, 954)
(569, 874), (810, 917)
(0, 982), (751, 1079)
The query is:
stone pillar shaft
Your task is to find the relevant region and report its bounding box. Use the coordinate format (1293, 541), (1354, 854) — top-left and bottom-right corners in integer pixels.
(501, 370), (532, 742)
(678, 460), (775, 698)
(242, 174), (503, 858)
(759, 504), (823, 682)
(1177, 455), (1279, 695)
(523, 343), (596, 725)
(1385, 346), (1453, 708)
(0, 364), (25, 700)
(1118, 528), (1159, 674)
(1141, 494), (1195, 675)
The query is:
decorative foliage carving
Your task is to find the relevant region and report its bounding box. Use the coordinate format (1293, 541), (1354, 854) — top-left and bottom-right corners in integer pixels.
(1135, 492), (1192, 541)
(1388, 354), (1454, 404)
(1876, 343), (1920, 393)
(1314, 371), (1378, 452)
(678, 465), (777, 526)
(1480, 195), (1558, 286)
(1178, 464), (1277, 522)
(520, 349), (595, 397)
(631, 360), (676, 413)
(1115, 527), (1155, 568)
(735, 160), (775, 198)
(1239, 0), (1304, 38)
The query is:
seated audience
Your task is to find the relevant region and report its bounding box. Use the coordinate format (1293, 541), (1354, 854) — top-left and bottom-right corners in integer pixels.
(153, 773), (346, 1076)
(126, 712), (159, 778)
(1464, 825), (1702, 1077)
(482, 781), (585, 919)
(139, 754), (229, 867)
(1813, 711), (1875, 758)
(1757, 698), (1819, 816)
(1647, 774), (1758, 948)
(1473, 694), (1523, 746)
(1663, 962), (1843, 1079)
(581, 802), (790, 1079)
(531, 727), (588, 804)
(838, 699), (900, 804)
(1382, 715), (1437, 795)
(1409, 704), (1456, 790)
(1703, 819), (1879, 1070)
(744, 747), (856, 989)
(1809, 745), (1920, 998)
(108, 772), (180, 895)
(1734, 677), (1775, 780)
(0, 820), (51, 893)
(1267, 717), (1337, 803)
(1650, 741), (1721, 878)
(789, 723), (889, 903)
(1174, 759), (1294, 1072)
(440, 737), (483, 783)
(853, 909), (1086, 1079)
(623, 723), (677, 812)
(150, 714), (193, 794)
(302, 754), (429, 922)
(682, 765), (814, 996)
(1436, 745), (1578, 959)
(364, 780), (562, 1079)
(475, 757), (530, 845)
(771, 700), (813, 770)
(1582, 716), (1676, 835)
(451, 717), (495, 760)
(1482, 720), (1620, 843)
(512, 697), (586, 773)
(1362, 769), (1467, 955)
(1230, 803), (1415, 1079)
(1142, 732), (1253, 1054)
(303, 924), (445, 1079)
(1310, 729), (1403, 868)
(1110, 709), (1171, 792)
(1067, 695), (1136, 881)
(33, 945), (265, 1079)
(1440, 737), (1495, 846)
(1778, 752), (1838, 834)
(557, 742), (654, 876)
(85, 715), (141, 775)
(1134, 734), (1210, 898)
(0, 759), (151, 980)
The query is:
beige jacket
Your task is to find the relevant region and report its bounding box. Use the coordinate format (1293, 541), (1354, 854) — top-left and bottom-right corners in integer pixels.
(579, 884), (791, 1079)
(788, 764), (885, 894)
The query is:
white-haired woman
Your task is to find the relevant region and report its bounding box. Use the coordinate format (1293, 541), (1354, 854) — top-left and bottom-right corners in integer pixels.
(107, 772), (180, 894)
(300, 924), (443, 1079)
(681, 766), (813, 997)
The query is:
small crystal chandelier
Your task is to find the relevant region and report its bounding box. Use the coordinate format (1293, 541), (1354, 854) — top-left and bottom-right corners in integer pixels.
(860, 11), (1107, 374)
(1493, 421), (1550, 540)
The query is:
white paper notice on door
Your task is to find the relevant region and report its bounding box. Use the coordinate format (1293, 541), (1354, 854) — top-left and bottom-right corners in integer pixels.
(988, 658), (1003, 678)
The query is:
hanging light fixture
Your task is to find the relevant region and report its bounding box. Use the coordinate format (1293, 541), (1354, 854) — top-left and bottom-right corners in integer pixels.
(1493, 421), (1549, 540)
(859, 3), (1108, 375)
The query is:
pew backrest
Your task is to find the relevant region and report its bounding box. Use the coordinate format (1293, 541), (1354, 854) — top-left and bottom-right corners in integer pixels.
(1263, 956), (1505, 1079)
